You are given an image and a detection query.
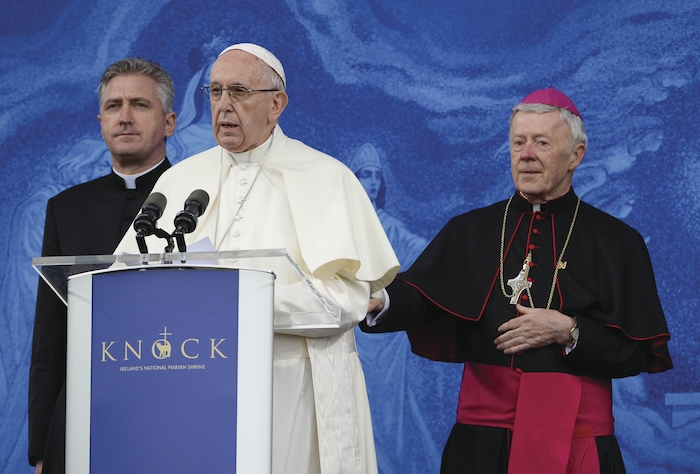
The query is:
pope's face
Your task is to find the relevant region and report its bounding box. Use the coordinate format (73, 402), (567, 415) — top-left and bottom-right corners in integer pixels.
(510, 111), (585, 203)
(357, 165), (383, 201)
(98, 74), (175, 172)
(209, 50), (287, 153)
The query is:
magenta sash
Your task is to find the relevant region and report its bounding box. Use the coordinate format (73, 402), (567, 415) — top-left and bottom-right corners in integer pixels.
(456, 362), (614, 473)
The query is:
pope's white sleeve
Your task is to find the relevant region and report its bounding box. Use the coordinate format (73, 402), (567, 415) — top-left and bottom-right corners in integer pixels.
(273, 271), (370, 338)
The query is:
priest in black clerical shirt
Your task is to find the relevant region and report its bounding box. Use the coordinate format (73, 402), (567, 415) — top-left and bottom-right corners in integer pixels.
(28, 57), (177, 474)
(362, 88), (672, 474)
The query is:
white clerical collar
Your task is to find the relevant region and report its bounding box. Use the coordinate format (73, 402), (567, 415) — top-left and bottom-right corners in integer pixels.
(227, 131), (274, 165)
(113, 158), (165, 189)
(517, 191), (546, 212)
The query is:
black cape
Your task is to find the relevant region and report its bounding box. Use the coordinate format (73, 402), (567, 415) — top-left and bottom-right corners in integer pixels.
(364, 189), (672, 377)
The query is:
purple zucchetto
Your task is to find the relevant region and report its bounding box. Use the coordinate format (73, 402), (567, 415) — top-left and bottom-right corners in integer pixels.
(520, 87), (582, 119)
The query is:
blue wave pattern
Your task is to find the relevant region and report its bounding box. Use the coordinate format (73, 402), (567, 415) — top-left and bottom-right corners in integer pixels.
(0, 0), (698, 472)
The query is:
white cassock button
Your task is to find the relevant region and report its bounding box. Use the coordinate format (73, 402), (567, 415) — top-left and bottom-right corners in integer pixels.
(240, 180), (248, 186)
(233, 232), (241, 238)
(241, 165), (248, 171)
(234, 215), (242, 221)
(236, 197), (244, 204)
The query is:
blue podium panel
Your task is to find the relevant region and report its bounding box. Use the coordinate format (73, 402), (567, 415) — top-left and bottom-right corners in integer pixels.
(66, 266), (274, 474)
(91, 268), (238, 472)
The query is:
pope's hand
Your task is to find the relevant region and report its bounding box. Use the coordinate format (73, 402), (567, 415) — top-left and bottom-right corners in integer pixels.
(368, 292), (386, 315)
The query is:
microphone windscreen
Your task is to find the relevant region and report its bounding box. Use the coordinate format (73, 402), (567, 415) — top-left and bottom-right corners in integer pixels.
(144, 192), (167, 214)
(186, 189), (210, 214)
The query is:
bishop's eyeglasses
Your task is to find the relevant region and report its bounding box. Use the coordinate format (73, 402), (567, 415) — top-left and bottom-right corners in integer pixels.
(201, 84), (278, 103)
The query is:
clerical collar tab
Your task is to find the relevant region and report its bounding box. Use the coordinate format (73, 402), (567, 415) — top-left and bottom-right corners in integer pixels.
(229, 151), (251, 164)
(228, 130), (275, 165)
(113, 158), (166, 190)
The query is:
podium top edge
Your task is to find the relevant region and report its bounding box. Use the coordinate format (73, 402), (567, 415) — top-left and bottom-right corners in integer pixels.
(33, 249), (289, 265)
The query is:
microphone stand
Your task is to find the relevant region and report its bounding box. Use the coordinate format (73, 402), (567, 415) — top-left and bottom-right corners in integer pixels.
(136, 227), (175, 263)
(157, 228), (175, 254)
(172, 229), (188, 263)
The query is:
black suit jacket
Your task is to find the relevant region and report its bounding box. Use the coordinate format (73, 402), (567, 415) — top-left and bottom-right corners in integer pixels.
(28, 158), (171, 472)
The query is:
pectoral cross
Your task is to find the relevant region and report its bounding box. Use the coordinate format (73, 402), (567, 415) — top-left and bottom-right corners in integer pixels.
(506, 252), (533, 305)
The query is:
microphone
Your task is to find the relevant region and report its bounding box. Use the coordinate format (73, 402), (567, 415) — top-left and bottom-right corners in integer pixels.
(133, 192), (167, 236)
(172, 190), (209, 253)
(173, 190), (210, 234)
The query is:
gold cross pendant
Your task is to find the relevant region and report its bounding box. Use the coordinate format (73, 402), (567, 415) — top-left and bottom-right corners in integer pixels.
(506, 252), (533, 305)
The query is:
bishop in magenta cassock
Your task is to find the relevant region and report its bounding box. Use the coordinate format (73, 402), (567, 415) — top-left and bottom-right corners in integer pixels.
(362, 88), (672, 474)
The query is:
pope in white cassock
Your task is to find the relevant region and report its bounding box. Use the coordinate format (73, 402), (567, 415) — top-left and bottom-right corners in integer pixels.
(115, 43), (399, 474)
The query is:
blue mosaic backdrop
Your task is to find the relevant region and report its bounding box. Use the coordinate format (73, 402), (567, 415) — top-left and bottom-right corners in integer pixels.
(0, 1), (698, 472)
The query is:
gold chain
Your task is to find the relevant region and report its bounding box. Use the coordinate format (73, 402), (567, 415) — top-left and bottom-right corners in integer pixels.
(499, 196), (518, 298)
(499, 195), (581, 309)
